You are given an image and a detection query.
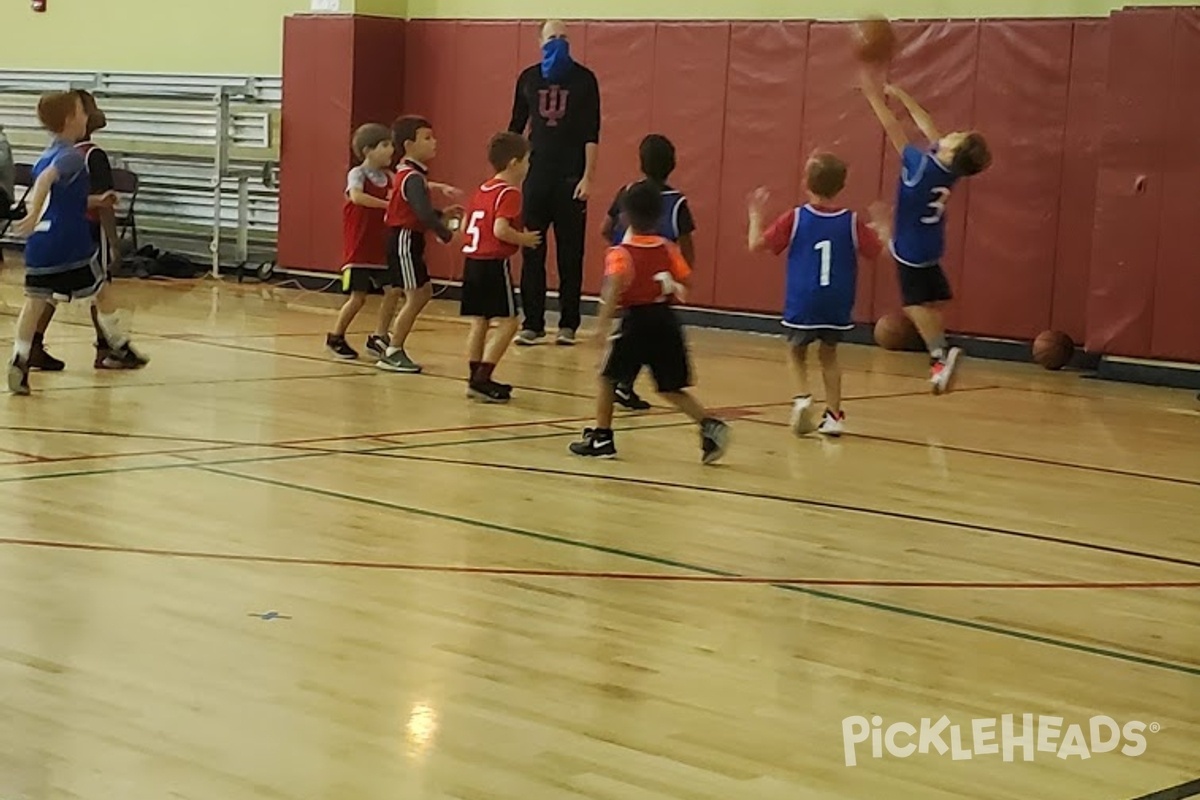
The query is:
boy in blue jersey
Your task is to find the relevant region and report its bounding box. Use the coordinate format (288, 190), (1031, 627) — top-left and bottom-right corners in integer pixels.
(600, 134), (695, 411)
(9, 91), (147, 395)
(748, 153), (885, 436)
(862, 78), (991, 394)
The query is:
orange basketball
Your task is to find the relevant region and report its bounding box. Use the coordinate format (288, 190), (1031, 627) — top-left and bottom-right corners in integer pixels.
(853, 16), (898, 65)
(1033, 330), (1075, 370)
(874, 312), (923, 351)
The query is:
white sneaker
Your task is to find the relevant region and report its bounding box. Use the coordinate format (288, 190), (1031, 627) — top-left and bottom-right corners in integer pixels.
(931, 347), (963, 395)
(790, 395), (816, 435)
(817, 410), (845, 437)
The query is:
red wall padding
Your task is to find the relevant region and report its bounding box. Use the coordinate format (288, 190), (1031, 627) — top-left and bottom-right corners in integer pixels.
(279, 15), (405, 274)
(647, 23), (731, 307)
(1051, 20), (1109, 343)
(959, 21), (1071, 340)
(1086, 8), (1173, 356)
(799, 23), (888, 322)
(279, 15), (356, 273)
(713, 22), (809, 315)
(880, 21), (980, 331)
(582, 23), (655, 294)
(278, 12), (1200, 363)
(1150, 8), (1200, 362)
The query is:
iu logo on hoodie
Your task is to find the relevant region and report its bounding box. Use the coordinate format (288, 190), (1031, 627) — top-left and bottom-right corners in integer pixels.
(537, 87), (570, 127)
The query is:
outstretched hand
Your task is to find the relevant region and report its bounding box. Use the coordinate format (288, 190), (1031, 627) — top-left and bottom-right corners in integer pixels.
(430, 182), (463, 199)
(747, 186), (770, 212)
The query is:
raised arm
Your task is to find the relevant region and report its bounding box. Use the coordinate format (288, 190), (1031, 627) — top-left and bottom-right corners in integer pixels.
(861, 76), (909, 155)
(885, 84), (941, 143)
(747, 187), (769, 251)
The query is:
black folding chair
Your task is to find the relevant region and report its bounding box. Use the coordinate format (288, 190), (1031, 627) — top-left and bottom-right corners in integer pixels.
(0, 163), (33, 239)
(111, 168), (140, 251)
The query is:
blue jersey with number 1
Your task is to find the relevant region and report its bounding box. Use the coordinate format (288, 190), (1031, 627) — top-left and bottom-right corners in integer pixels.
(782, 206), (859, 329)
(892, 144), (958, 267)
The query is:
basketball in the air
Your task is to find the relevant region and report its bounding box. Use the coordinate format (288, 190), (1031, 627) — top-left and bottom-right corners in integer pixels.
(1033, 330), (1075, 370)
(853, 16), (898, 65)
(874, 312), (923, 351)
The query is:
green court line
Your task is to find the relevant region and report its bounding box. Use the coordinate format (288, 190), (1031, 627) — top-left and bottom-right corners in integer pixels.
(0, 420), (694, 486)
(193, 463), (1200, 678)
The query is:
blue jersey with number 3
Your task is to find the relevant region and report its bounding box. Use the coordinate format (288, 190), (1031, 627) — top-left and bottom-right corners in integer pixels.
(782, 205), (859, 330)
(892, 144), (958, 267)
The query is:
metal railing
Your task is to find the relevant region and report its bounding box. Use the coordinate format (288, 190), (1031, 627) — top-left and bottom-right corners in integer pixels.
(0, 70), (281, 277)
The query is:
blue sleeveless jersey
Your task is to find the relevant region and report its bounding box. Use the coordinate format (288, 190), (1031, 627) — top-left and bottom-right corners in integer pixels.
(610, 188), (687, 244)
(23, 139), (94, 274)
(782, 205), (859, 329)
(892, 144), (958, 267)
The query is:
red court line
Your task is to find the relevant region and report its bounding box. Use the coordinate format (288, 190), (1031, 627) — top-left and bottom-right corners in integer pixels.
(0, 536), (1195, 589)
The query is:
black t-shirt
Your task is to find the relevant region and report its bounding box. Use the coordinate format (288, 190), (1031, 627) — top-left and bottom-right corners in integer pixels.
(79, 138), (115, 194)
(509, 62), (600, 182)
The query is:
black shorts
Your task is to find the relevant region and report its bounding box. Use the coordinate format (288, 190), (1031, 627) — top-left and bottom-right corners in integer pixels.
(897, 262), (953, 306)
(460, 257), (519, 319)
(25, 256), (106, 301)
(602, 305), (691, 394)
(342, 265), (400, 293)
(786, 327), (845, 346)
(386, 227), (430, 290)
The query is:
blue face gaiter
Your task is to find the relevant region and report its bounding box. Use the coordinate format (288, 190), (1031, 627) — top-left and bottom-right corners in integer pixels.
(541, 37), (573, 82)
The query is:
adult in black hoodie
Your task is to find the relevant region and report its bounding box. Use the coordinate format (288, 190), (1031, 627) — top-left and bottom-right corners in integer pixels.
(508, 19), (600, 346)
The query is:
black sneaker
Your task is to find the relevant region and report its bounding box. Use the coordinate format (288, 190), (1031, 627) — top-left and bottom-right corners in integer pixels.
(365, 334), (390, 359)
(493, 380), (513, 398)
(700, 418), (730, 465)
(467, 380), (510, 404)
(615, 383), (651, 411)
(97, 343), (149, 370)
(569, 428), (617, 459)
(326, 334), (358, 360)
(7, 356), (30, 396)
(29, 339), (65, 372)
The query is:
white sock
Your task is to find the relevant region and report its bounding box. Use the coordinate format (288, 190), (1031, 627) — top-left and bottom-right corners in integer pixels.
(96, 311), (130, 350)
(13, 339), (32, 361)
(386, 346), (401, 357)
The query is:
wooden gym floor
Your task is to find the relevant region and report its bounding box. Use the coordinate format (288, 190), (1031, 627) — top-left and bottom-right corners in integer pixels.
(0, 268), (1197, 800)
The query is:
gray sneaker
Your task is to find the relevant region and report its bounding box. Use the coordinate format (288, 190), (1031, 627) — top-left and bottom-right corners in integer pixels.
(375, 349), (422, 374)
(515, 329), (545, 346)
(8, 356), (30, 396)
(700, 418), (730, 465)
(555, 328), (577, 346)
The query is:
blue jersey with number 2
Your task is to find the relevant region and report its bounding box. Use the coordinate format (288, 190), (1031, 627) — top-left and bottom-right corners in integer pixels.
(892, 144), (957, 267)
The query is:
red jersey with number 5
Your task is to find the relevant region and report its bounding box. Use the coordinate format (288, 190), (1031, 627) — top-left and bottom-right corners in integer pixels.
(461, 178), (524, 260)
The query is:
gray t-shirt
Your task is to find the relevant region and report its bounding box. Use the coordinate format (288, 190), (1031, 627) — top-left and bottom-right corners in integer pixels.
(0, 126), (14, 204)
(346, 164), (390, 195)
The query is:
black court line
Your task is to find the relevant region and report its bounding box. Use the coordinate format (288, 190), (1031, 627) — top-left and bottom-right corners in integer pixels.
(1127, 778), (1200, 800)
(357, 449), (1200, 570)
(737, 415), (1200, 489)
(32, 370), (378, 394)
(190, 463), (1200, 677)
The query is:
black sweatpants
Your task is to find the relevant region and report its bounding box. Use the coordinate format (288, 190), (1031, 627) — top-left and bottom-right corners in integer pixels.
(520, 171), (587, 334)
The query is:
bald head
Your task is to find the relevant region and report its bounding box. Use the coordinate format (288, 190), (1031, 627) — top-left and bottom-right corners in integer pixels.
(541, 19), (567, 44)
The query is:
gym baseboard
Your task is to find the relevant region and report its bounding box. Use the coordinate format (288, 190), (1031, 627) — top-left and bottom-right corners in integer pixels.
(270, 269), (1195, 390)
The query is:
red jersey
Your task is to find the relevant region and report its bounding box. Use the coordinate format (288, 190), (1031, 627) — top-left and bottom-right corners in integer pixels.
(342, 165), (391, 269)
(384, 159), (425, 230)
(604, 235), (692, 308)
(461, 178), (523, 260)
